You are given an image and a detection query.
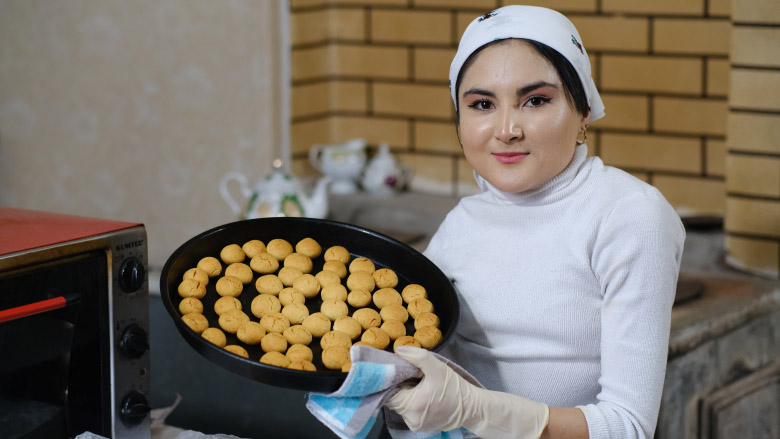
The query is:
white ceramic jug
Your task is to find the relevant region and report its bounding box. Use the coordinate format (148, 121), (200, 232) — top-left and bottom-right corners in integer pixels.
(309, 138), (367, 194)
(361, 143), (412, 196)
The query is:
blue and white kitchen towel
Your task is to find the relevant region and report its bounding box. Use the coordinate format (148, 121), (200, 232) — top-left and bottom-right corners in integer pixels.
(306, 345), (483, 439)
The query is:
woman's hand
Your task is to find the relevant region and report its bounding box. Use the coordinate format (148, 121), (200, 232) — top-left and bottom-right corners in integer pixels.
(386, 346), (549, 439)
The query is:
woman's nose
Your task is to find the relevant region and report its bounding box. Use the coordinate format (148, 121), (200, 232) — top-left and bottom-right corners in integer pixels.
(498, 111), (523, 143)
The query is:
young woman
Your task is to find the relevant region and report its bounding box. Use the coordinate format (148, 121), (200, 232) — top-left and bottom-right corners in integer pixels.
(385, 6), (685, 439)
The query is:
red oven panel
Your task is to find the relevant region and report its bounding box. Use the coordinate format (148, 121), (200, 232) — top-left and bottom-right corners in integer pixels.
(0, 207), (141, 256)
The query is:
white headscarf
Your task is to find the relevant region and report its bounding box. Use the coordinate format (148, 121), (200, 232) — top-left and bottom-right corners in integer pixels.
(449, 5), (605, 123)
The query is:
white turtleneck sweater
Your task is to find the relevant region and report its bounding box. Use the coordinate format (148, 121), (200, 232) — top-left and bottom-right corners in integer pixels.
(424, 144), (685, 439)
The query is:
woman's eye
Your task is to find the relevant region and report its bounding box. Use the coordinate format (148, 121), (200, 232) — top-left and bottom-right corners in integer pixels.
(526, 96), (552, 107)
(468, 99), (493, 110)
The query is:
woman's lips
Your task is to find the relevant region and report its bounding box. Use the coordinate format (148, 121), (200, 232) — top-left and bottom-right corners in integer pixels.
(493, 152), (529, 164)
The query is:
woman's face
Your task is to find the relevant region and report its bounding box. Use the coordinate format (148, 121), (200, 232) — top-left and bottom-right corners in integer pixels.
(457, 39), (588, 193)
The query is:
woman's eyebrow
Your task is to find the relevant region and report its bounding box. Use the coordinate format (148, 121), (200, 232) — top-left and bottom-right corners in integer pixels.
(462, 81), (558, 100)
(462, 87), (495, 99)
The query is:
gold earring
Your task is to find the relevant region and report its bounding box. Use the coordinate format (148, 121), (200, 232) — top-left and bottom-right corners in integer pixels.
(577, 126), (588, 144)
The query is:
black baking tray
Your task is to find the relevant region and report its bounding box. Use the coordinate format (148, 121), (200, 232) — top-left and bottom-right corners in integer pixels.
(160, 217), (459, 393)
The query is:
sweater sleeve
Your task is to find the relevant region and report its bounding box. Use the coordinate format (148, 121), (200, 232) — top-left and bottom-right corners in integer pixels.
(579, 189), (685, 439)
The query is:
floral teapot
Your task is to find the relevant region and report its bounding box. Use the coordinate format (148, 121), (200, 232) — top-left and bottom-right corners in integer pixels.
(219, 159), (330, 219)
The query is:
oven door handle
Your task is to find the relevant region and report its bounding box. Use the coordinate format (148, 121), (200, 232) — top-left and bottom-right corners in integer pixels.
(0, 292), (82, 323)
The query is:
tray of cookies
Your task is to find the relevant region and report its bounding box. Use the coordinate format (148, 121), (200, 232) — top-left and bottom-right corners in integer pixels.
(160, 216), (459, 392)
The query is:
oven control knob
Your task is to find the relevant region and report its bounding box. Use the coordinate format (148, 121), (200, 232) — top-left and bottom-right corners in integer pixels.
(119, 257), (145, 293)
(120, 324), (149, 359)
(120, 390), (151, 426)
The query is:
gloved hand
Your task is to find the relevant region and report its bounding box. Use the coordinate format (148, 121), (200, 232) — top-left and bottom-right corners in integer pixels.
(385, 346), (549, 439)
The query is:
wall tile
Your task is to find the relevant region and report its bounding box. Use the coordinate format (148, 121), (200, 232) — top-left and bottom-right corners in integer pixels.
(729, 69), (780, 112)
(292, 9), (366, 45)
(600, 133), (702, 173)
(731, 0), (780, 24)
(708, 0), (731, 16)
(291, 9), (329, 45)
(653, 97), (728, 136)
(725, 198), (780, 238)
(706, 138), (726, 177)
(397, 153), (454, 184)
(572, 16), (649, 53)
(726, 155), (780, 198)
(601, 55), (702, 95)
(292, 80), (368, 118)
(508, 0), (598, 13)
(732, 27), (780, 68)
(371, 10), (451, 45)
(414, 0), (498, 9)
(602, 0), (704, 15)
(727, 113), (780, 154)
(706, 58), (730, 96)
(292, 46), (330, 81)
(292, 118), (331, 154)
(414, 47), (456, 82)
(335, 45), (409, 78)
(414, 120), (460, 153)
(725, 235), (779, 276)
(331, 115), (410, 148)
(654, 18), (731, 55)
(653, 175), (726, 215)
(372, 83), (453, 119)
(594, 94), (649, 131)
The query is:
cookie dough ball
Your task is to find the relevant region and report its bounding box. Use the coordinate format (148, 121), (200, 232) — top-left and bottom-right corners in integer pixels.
(261, 332), (288, 353)
(352, 308), (381, 330)
(380, 304), (409, 323)
(295, 237), (322, 259)
(278, 287), (305, 307)
(250, 253), (279, 274)
(402, 284), (427, 304)
(372, 268), (398, 289)
(407, 297), (434, 319)
(333, 316), (363, 340)
(201, 327), (227, 347)
(292, 273), (320, 299)
(302, 312), (331, 338)
(215, 275), (243, 297)
(220, 244), (246, 264)
(315, 270), (341, 289)
(183, 267), (209, 286)
(286, 343), (314, 362)
(361, 327), (391, 350)
(225, 263), (253, 285)
(282, 302), (310, 325)
(414, 326), (442, 349)
(237, 321), (266, 345)
(214, 296), (242, 315)
(182, 313), (208, 334)
(349, 257), (375, 274)
(283, 325), (313, 345)
(373, 288), (402, 309)
(178, 278), (206, 299)
(321, 300), (349, 321)
(320, 330), (352, 350)
(224, 345), (249, 358)
(266, 238), (294, 261)
(322, 346), (350, 371)
(218, 309), (250, 334)
(324, 246), (351, 264)
(197, 256), (222, 277)
(250, 293), (281, 319)
(278, 266), (303, 287)
(414, 312), (440, 330)
(347, 289), (372, 308)
(179, 297), (203, 315)
(288, 359), (317, 372)
(393, 335), (422, 352)
(322, 261), (348, 279)
(260, 312), (291, 334)
(256, 274), (284, 296)
(260, 351), (290, 368)
(284, 253), (313, 274)
(321, 283), (348, 302)
(346, 271), (375, 292)
(242, 240), (266, 259)
(381, 320), (406, 340)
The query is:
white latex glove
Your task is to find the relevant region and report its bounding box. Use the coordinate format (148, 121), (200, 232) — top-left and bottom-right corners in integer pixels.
(386, 346), (549, 439)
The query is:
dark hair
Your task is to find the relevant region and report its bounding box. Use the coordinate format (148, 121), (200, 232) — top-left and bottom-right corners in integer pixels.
(454, 38), (589, 123)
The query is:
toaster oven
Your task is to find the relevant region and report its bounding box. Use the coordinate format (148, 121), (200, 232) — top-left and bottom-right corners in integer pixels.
(0, 207), (151, 439)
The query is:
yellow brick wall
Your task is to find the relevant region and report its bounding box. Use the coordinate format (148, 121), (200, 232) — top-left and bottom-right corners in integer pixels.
(724, 0), (780, 278)
(289, 1), (780, 277)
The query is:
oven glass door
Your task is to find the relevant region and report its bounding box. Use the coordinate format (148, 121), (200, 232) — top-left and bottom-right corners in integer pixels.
(0, 251), (110, 439)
